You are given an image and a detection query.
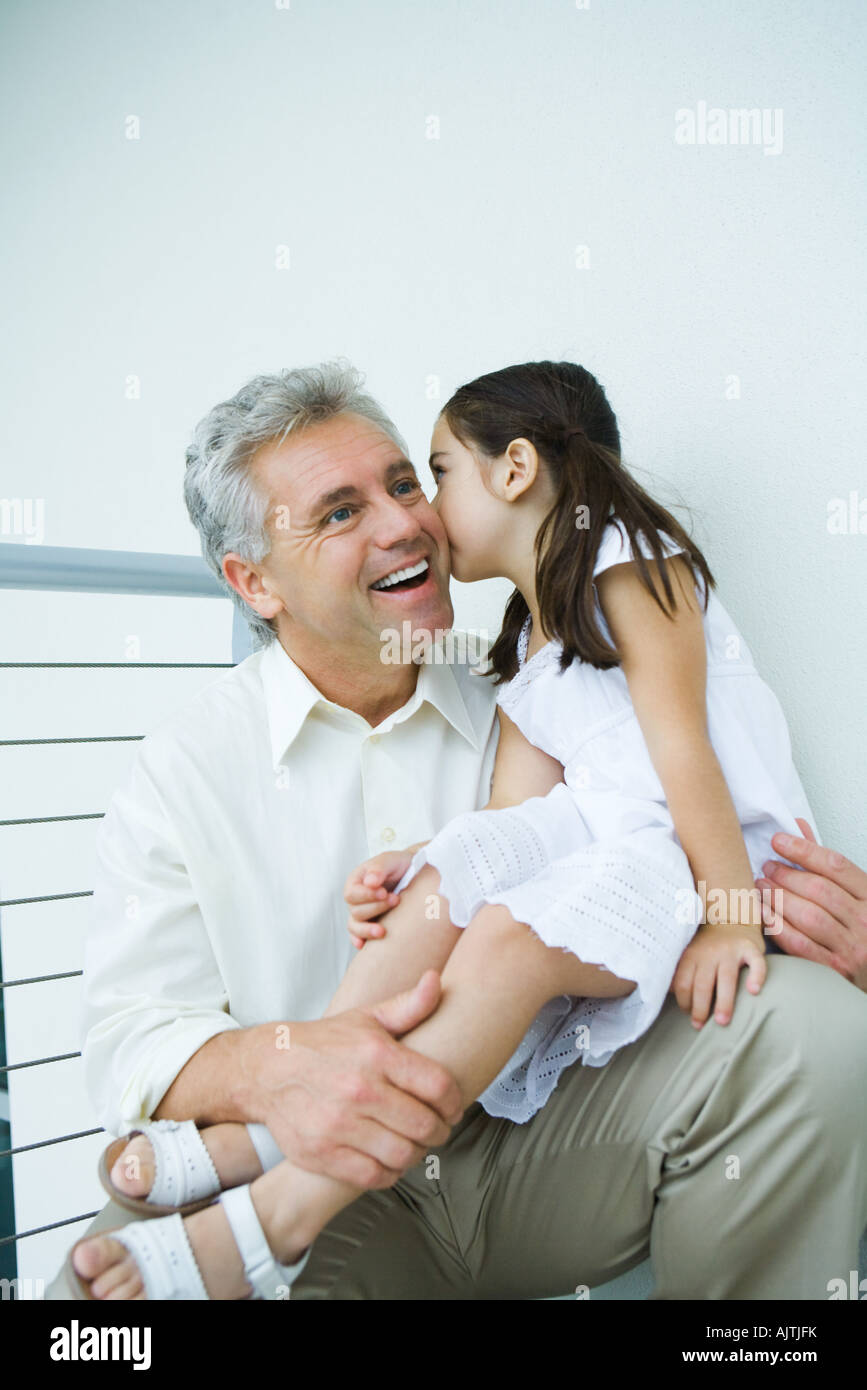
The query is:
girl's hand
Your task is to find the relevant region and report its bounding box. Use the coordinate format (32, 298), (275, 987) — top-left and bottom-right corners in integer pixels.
(343, 850), (416, 950)
(672, 925), (767, 1029)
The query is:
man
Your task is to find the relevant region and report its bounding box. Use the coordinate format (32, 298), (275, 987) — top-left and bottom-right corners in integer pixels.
(49, 361), (867, 1299)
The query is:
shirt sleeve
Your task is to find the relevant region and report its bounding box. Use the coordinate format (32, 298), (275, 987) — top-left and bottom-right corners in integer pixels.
(81, 744), (242, 1137)
(592, 520), (685, 581)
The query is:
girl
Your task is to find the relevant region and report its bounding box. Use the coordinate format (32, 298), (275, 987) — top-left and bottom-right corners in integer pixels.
(345, 357), (817, 1121)
(73, 360), (815, 1300)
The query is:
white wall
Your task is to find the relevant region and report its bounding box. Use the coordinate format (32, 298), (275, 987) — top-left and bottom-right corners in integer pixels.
(3, 0), (863, 861)
(1, 0), (865, 1290)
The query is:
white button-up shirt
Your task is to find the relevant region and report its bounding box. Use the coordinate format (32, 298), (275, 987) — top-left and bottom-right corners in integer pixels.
(81, 635), (499, 1136)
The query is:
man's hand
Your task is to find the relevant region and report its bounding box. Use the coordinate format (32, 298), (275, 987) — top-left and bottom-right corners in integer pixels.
(755, 819), (867, 991)
(237, 970), (464, 1190)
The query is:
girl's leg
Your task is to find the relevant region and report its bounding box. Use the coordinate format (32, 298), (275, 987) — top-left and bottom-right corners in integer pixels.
(325, 863), (462, 1015)
(394, 897), (635, 1106)
(244, 899), (635, 1271)
(333, 862), (636, 1099)
(108, 865), (456, 1206)
(78, 879), (635, 1298)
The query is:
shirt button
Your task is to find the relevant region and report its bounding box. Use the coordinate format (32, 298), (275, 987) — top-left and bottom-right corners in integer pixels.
(369, 734), (380, 745)
(381, 826), (396, 844)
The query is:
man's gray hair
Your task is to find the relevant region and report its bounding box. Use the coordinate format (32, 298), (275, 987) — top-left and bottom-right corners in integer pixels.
(184, 360), (410, 649)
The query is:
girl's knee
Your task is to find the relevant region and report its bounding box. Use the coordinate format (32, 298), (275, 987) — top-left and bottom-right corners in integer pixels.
(464, 902), (528, 942)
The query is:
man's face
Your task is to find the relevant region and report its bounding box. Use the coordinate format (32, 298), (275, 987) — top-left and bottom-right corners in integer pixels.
(246, 412), (454, 662)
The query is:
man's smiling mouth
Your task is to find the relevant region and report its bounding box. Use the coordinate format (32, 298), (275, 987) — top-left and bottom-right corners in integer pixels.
(370, 558), (430, 592)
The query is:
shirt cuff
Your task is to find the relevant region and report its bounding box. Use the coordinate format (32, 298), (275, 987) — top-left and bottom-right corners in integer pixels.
(112, 1015), (243, 1136)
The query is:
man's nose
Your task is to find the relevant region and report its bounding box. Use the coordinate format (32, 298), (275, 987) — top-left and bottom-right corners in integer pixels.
(370, 493), (425, 548)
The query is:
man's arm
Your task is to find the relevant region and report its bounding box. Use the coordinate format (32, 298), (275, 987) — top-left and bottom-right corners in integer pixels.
(153, 976), (464, 1189)
(755, 820), (867, 991)
(82, 755), (245, 1138)
(85, 744), (462, 1187)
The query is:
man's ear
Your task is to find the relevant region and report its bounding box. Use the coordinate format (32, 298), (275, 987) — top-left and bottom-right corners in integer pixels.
(491, 438), (540, 502)
(222, 553), (285, 621)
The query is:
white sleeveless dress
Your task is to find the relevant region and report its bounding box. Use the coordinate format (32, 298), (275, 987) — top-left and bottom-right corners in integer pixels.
(394, 520), (818, 1123)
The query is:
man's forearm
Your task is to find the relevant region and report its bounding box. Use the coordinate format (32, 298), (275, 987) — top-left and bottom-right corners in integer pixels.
(144, 986), (464, 1190)
(152, 1023), (273, 1127)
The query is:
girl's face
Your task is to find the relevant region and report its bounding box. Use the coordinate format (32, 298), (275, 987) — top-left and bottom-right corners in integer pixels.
(427, 417), (509, 583)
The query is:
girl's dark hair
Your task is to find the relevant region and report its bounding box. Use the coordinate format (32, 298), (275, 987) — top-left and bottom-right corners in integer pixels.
(441, 360), (716, 684)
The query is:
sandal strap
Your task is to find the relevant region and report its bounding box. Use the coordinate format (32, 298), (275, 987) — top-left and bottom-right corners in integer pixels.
(219, 1185), (311, 1300)
(127, 1119), (221, 1207)
(112, 1213), (210, 1300)
(245, 1123), (284, 1174)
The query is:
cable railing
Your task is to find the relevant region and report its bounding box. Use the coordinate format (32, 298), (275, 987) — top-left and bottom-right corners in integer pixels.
(0, 542), (247, 1281)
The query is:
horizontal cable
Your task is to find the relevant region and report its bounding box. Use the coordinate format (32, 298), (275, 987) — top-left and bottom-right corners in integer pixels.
(0, 1051), (80, 1074)
(0, 890), (92, 907)
(0, 735), (143, 746)
(0, 1126), (103, 1161)
(0, 1210), (101, 1247)
(0, 661), (232, 669)
(0, 970), (83, 991)
(0, 813), (103, 827)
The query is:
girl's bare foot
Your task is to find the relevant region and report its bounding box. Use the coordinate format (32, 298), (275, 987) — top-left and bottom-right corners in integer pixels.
(111, 1123), (263, 1202)
(73, 1166), (322, 1301)
(72, 1202), (260, 1300)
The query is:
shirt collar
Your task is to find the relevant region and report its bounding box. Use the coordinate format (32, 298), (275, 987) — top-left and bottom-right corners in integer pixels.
(260, 635), (483, 768)
(413, 648), (484, 751)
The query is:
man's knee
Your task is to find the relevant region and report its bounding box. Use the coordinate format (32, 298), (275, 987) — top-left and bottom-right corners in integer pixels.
(746, 954), (866, 1041)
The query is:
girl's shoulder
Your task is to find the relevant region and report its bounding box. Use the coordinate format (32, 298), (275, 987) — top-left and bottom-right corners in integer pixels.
(592, 519), (685, 582)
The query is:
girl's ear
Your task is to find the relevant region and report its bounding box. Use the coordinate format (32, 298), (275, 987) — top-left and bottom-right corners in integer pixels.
(494, 437), (540, 501)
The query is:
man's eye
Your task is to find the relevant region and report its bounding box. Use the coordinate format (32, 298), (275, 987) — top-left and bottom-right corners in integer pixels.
(394, 478), (420, 495)
(326, 506), (353, 523)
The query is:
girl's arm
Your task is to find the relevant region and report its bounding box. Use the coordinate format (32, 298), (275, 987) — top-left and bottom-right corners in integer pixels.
(595, 555), (765, 1022)
(485, 705), (566, 809)
(345, 708), (565, 945)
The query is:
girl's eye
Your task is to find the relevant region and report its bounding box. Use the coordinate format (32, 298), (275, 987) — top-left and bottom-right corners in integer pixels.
(430, 465), (444, 483)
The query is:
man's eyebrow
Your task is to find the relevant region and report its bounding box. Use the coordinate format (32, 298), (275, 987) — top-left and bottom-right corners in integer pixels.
(382, 456), (417, 481)
(309, 483), (360, 513)
(308, 458), (416, 515)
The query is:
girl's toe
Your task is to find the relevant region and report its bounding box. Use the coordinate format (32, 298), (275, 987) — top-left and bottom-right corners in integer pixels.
(72, 1234), (133, 1288)
(111, 1136), (155, 1198)
(90, 1251), (140, 1300)
(104, 1273), (145, 1301)
(72, 1234), (118, 1278)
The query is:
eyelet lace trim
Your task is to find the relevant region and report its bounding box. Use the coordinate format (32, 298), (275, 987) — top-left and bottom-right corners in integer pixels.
(498, 616), (561, 712)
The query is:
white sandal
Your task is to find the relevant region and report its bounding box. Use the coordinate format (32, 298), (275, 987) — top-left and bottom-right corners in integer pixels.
(98, 1119), (285, 1218)
(67, 1183), (311, 1301)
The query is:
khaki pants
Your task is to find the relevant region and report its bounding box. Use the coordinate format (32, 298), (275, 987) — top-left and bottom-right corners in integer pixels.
(47, 956), (867, 1300)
